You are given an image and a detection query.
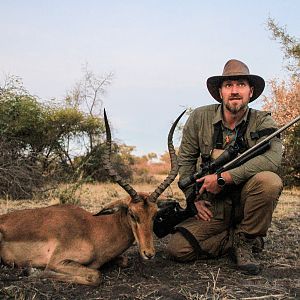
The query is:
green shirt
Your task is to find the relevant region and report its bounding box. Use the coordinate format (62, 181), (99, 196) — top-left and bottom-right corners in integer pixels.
(178, 104), (282, 193)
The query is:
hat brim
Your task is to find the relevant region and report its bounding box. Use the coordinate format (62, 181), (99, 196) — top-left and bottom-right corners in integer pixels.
(206, 74), (265, 103)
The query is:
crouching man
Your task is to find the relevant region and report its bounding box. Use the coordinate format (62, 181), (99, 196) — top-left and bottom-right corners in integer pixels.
(166, 59), (283, 275)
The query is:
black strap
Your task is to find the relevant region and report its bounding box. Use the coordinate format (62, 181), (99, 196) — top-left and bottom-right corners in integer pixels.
(174, 226), (214, 259)
(250, 128), (279, 140)
(213, 122), (223, 149)
(238, 108), (252, 138)
(234, 109), (252, 153)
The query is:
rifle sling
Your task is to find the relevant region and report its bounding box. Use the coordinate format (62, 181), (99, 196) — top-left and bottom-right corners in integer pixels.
(174, 226), (215, 259)
(250, 128), (279, 140)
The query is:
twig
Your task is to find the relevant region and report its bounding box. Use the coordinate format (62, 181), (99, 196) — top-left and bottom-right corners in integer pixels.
(241, 294), (286, 299)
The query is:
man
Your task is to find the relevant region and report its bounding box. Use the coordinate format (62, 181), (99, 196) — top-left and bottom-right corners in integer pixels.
(166, 59), (283, 275)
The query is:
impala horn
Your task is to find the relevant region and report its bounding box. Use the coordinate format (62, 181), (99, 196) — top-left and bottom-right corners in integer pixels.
(148, 110), (186, 202)
(103, 109), (141, 202)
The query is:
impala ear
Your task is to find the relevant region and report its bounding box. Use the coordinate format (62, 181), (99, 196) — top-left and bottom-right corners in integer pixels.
(94, 206), (127, 216)
(93, 199), (128, 216)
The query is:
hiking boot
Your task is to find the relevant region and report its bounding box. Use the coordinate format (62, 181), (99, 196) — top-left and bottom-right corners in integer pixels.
(231, 233), (261, 275)
(252, 236), (264, 253)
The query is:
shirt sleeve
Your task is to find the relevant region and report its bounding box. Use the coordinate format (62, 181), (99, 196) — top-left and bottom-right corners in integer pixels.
(177, 111), (201, 195)
(228, 114), (283, 185)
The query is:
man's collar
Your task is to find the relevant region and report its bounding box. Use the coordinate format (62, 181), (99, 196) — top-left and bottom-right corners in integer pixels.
(212, 105), (223, 125)
(212, 104), (250, 128)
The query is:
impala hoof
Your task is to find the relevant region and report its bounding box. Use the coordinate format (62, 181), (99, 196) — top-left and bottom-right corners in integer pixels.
(143, 251), (155, 260)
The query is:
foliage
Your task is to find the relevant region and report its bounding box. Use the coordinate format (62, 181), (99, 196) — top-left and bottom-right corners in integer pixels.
(0, 137), (44, 199)
(0, 72), (124, 199)
(65, 64), (113, 116)
(160, 151), (171, 165)
(264, 18), (300, 186)
(55, 181), (83, 205)
(79, 143), (134, 182)
(262, 78), (300, 186)
(0, 80), (102, 163)
(0, 85), (46, 150)
(130, 150), (174, 183)
(262, 79), (300, 126)
(267, 17), (300, 77)
(65, 64), (113, 150)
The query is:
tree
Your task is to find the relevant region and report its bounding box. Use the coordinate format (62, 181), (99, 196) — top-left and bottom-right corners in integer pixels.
(0, 134), (45, 199)
(65, 64), (113, 115)
(80, 143), (134, 182)
(64, 67), (134, 183)
(263, 18), (300, 186)
(65, 64), (113, 150)
(0, 75), (108, 198)
(267, 18), (300, 77)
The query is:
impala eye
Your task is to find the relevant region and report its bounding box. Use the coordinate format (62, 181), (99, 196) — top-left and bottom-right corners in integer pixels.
(128, 211), (136, 222)
(129, 212), (140, 223)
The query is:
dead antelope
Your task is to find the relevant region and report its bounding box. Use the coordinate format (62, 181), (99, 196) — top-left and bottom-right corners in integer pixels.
(0, 109), (185, 286)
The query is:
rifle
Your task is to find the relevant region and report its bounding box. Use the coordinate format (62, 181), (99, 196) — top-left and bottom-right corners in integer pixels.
(153, 115), (300, 238)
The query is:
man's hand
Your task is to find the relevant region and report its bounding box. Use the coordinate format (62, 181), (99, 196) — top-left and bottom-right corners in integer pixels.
(194, 200), (213, 221)
(197, 174), (222, 195)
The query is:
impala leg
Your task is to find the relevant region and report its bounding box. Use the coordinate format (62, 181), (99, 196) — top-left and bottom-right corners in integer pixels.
(39, 260), (101, 286)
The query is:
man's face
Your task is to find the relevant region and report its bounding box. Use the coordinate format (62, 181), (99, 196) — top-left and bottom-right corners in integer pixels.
(219, 79), (254, 114)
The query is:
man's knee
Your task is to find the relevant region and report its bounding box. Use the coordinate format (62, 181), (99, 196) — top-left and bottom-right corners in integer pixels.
(255, 171), (282, 192)
(247, 171), (283, 198)
(242, 171), (283, 213)
(166, 232), (196, 262)
(166, 229), (230, 261)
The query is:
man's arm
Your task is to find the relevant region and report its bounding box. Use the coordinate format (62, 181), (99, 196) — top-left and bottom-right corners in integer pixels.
(197, 114), (282, 191)
(177, 110), (201, 197)
(228, 114), (283, 185)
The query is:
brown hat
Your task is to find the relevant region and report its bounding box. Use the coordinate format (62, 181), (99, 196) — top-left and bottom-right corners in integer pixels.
(206, 59), (265, 103)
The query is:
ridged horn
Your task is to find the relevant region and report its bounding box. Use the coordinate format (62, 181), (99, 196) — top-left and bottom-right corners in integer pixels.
(103, 109), (141, 202)
(148, 110), (186, 202)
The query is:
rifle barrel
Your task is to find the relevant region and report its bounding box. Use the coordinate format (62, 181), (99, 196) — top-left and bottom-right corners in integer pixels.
(217, 115), (300, 174)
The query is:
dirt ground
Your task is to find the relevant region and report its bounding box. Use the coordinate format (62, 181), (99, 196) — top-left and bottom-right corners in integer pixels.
(0, 189), (299, 300)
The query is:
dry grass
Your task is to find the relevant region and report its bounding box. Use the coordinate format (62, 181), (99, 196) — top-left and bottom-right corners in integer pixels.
(0, 176), (298, 217)
(0, 175), (185, 215)
(273, 188), (300, 218)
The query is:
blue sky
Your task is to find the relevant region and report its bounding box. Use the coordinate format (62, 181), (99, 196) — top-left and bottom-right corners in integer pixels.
(1, 1), (299, 156)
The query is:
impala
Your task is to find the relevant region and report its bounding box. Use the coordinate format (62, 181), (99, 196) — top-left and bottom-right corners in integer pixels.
(0, 110), (185, 286)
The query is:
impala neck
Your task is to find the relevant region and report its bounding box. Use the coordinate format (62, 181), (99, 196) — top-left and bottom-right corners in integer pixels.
(110, 210), (135, 249)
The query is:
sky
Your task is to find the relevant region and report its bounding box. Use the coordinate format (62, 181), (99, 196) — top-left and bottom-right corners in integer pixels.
(1, 1), (299, 157)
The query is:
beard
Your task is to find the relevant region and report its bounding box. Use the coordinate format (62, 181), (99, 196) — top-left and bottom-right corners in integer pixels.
(224, 100), (248, 114)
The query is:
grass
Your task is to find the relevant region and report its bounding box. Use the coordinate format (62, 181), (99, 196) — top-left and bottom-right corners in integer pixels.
(0, 177), (299, 217)
(273, 188), (300, 218)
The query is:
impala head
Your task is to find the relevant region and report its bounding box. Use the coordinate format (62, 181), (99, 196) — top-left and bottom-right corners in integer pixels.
(126, 193), (157, 259)
(102, 109), (185, 259)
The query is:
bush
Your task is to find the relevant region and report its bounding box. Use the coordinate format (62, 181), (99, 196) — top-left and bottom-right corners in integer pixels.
(0, 138), (44, 199)
(79, 143), (134, 183)
(278, 125), (300, 186)
(132, 167), (157, 184)
(262, 78), (300, 187)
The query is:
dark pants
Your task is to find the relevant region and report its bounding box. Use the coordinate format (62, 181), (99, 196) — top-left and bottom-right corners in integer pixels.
(166, 171), (283, 261)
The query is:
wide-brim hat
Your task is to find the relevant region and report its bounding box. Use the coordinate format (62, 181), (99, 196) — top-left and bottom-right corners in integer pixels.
(206, 59), (265, 103)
